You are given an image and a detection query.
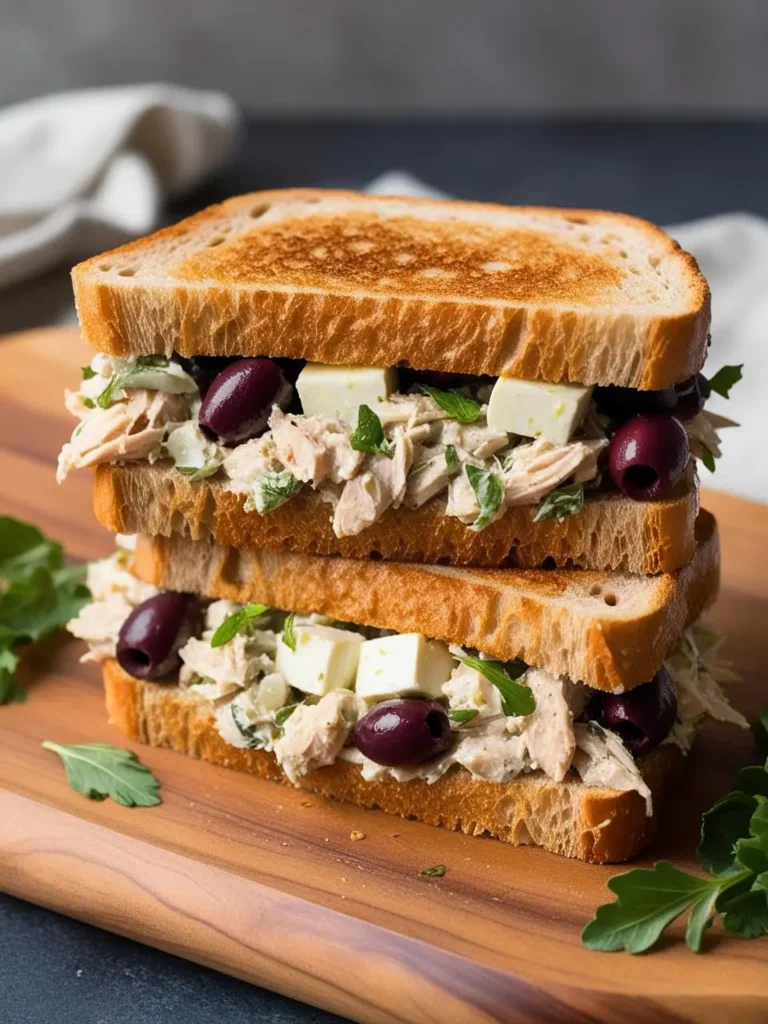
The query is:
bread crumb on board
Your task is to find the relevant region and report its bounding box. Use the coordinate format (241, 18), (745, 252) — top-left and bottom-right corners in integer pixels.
(349, 829), (366, 841)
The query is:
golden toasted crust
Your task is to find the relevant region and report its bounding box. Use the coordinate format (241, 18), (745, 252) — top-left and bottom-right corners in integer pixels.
(102, 659), (681, 863)
(72, 189), (710, 389)
(94, 461), (700, 575)
(131, 511), (719, 693)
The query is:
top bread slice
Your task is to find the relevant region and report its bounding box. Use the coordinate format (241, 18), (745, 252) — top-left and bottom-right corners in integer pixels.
(71, 189), (710, 390)
(130, 509), (719, 693)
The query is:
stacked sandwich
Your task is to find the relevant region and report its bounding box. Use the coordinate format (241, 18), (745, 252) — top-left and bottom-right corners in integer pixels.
(61, 190), (747, 862)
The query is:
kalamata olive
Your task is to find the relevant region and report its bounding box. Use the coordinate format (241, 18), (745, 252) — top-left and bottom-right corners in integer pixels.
(674, 373), (711, 421)
(353, 698), (452, 767)
(608, 413), (689, 500)
(172, 354), (236, 398)
(198, 357), (293, 445)
(116, 592), (200, 680)
(593, 384), (678, 422)
(585, 667), (677, 756)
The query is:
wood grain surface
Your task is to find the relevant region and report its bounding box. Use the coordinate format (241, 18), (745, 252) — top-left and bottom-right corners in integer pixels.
(1, 328), (767, 1024)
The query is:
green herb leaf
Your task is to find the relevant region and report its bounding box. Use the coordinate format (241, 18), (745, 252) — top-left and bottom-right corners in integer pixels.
(283, 612), (297, 652)
(418, 385), (481, 424)
(210, 603), (271, 648)
(420, 864), (446, 877)
(230, 704), (266, 749)
(699, 790), (757, 874)
(464, 465), (504, 532)
(581, 861), (727, 954)
(719, 886), (768, 938)
(444, 444), (459, 471)
(699, 445), (717, 474)
(175, 461), (222, 482)
(81, 365), (97, 381)
(685, 887), (720, 952)
(452, 651), (533, 717)
(42, 741), (161, 807)
(81, 397), (96, 409)
(707, 364), (743, 399)
(448, 708), (479, 725)
(248, 471), (303, 515)
(0, 517), (90, 704)
(96, 356), (196, 409)
(274, 702), (301, 731)
(753, 709), (768, 756)
(349, 405), (395, 458)
(532, 482), (585, 523)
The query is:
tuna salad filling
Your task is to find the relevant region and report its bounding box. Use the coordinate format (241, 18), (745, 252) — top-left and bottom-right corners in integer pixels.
(57, 352), (738, 537)
(68, 541), (748, 814)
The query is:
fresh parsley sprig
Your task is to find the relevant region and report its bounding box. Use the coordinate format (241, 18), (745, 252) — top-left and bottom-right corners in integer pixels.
(452, 651), (533, 717)
(0, 516), (90, 704)
(418, 385), (481, 424)
(582, 747), (768, 954)
(210, 603), (271, 648)
(707, 364), (743, 400)
(349, 405), (395, 458)
(532, 482), (585, 523)
(464, 465), (504, 532)
(42, 741), (161, 807)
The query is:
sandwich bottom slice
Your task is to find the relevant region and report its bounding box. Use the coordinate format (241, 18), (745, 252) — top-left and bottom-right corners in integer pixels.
(68, 525), (748, 864)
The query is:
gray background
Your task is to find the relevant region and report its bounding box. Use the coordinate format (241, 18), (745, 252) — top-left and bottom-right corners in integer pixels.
(2, 0), (768, 113)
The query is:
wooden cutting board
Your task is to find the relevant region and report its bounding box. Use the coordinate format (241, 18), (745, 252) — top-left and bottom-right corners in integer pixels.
(1, 327), (767, 1024)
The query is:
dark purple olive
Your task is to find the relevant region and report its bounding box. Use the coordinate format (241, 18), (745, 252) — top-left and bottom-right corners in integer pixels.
(674, 373), (711, 421)
(198, 357), (293, 445)
(172, 354), (237, 398)
(593, 384), (678, 422)
(585, 668), (677, 756)
(353, 699), (452, 767)
(608, 413), (689, 501)
(116, 592), (200, 680)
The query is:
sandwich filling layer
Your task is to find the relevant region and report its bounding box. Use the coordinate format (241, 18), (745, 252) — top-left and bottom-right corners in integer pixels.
(57, 353), (733, 538)
(68, 541), (748, 813)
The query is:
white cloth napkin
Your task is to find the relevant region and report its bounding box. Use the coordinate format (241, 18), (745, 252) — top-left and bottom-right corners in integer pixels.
(367, 173), (765, 502)
(0, 84), (239, 289)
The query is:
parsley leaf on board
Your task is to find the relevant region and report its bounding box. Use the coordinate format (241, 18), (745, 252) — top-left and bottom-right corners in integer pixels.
(210, 603), (271, 648)
(349, 405), (395, 458)
(248, 470), (304, 515)
(532, 482), (585, 523)
(418, 385), (481, 424)
(41, 741), (161, 807)
(420, 865), (447, 877)
(707, 364), (743, 399)
(583, 744), (768, 955)
(0, 517), (90, 704)
(464, 465), (504, 532)
(282, 612), (297, 652)
(452, 651), (533, 717)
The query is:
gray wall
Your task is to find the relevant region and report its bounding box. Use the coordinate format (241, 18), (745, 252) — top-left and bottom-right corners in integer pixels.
(2, 0), (768, 113)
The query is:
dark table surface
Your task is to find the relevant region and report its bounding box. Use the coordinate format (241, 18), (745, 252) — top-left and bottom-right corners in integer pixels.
(2, 117), (766, 1024)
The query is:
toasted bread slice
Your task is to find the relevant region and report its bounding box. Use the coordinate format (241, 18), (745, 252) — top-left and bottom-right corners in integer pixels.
(102, 658), (682, 863)
(130, 510), (719, 693)
(72, 189), (710, 390)
(95, 461), (700, 576)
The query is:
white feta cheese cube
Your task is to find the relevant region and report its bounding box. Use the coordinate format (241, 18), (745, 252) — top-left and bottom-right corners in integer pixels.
(355, 633), (455, 700)
(296, 363), (397, 424)
(486, 377), (593, 445)
(275, 623), (363, 696)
